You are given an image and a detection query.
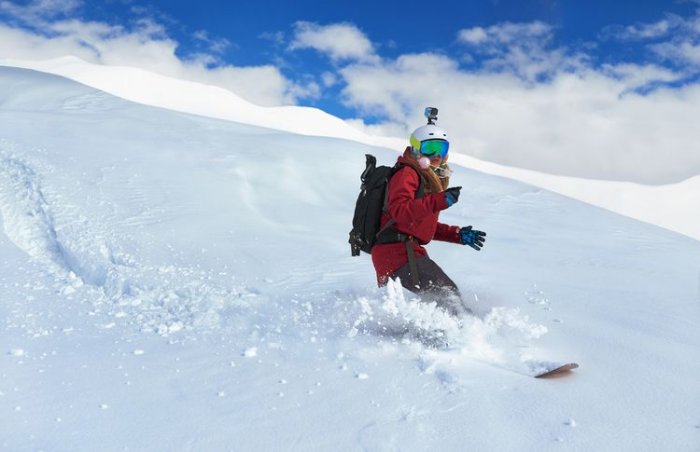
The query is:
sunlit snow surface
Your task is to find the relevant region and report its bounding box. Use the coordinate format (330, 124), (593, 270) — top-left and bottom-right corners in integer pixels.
(1, 67), (700, 451)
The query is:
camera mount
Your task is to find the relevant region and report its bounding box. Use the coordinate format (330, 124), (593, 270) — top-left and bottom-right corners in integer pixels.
(424, 107), (438, 125)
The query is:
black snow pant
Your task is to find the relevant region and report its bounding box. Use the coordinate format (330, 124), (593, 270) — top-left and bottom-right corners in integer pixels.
(391, 255), (470, 318)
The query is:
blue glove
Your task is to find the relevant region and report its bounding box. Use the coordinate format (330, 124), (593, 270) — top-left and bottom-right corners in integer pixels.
(444, 186), (462, 207)
(460, 226), (486, 251)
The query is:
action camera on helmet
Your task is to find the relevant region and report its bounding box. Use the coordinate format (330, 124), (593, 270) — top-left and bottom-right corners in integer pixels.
(424, 107), (438, 124)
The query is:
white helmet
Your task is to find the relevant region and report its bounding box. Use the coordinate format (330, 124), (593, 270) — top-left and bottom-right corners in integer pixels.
(410, 124), (449, 155)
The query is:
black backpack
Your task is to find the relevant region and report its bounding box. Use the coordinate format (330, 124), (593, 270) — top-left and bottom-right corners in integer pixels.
(349, 154), (424, 256)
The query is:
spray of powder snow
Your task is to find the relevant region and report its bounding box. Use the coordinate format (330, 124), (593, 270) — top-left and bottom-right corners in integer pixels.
(349, 279), (548, 370)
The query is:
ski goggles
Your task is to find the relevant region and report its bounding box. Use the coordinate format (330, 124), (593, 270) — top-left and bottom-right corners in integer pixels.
(418, 139), (449, 159)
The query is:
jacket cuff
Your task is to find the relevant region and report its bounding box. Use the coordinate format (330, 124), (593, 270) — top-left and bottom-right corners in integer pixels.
(436, 192), (449, 211)
(434, 224), (462, 243)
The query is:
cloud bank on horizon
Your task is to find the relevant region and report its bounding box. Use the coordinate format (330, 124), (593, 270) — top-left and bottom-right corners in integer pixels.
(1, 0), (699, 183)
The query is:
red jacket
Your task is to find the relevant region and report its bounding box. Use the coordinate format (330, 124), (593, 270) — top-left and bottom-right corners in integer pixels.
(371, 154), (461, 285)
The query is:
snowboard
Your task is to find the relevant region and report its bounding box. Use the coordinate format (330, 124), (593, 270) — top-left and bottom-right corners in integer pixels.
(534, 362), (579, 379)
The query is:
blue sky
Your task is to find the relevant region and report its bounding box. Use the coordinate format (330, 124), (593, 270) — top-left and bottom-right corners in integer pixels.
(95, 0), (694, 61)
(103, 1), (698, 114)
(1, 0), (700, 182)
(2, 0), (699, 116)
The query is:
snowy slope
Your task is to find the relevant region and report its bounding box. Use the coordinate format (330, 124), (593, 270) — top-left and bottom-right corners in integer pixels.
(0, 56), (397, 147)
(1, 67), (700, 451)
(2, 57), (699, 242)
(448, 152), (700, 243)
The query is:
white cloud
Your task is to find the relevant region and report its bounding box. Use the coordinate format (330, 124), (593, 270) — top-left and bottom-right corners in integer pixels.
(340, 52), (700, 184)
(289, 21), (378, 63)
(0, 9), (311, 106)
(192, 29), (231, 55)
(607, 17), (680, 40)
(259, 30), (285, 46)
(457, 21), (552, 47)
(0, 0), (82, 22)
(321, 71), (337, 87)
(458, 27), (489, 45)
(340, 53), (459, 120)
(601, 63), (679, 87)
(603, 11), (700, 70)
(329, 18), (700, 183)
(651, 40), (700, 66)
(456, 21), (587, 82)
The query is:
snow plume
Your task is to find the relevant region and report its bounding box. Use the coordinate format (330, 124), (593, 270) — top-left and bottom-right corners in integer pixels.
(346, 279), (548, 371)
(411, 306), (551, 381)
(348, 279), (462, 344)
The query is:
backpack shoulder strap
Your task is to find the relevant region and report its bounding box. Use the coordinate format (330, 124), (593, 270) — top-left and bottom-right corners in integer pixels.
(360, 154), (377, 187)
(378, 164), (423, 287)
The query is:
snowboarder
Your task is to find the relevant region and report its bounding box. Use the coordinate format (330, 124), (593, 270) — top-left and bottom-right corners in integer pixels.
(371, 108), (486, 317)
